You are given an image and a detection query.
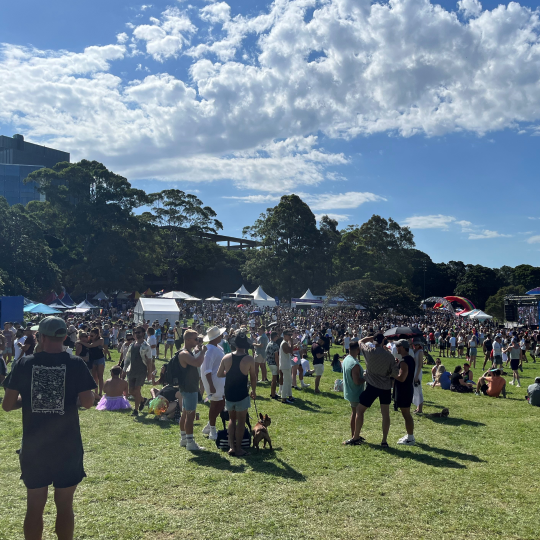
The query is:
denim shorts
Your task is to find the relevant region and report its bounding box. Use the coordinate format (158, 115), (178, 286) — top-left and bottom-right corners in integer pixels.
(225, 395), (251, 412)
(181, 391), (198, 412)
(94, 357), (106, 366)
(470, 348), (477, 356)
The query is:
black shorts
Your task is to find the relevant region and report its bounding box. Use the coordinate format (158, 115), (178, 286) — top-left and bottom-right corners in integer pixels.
(480, 383), (489, 394)
(359, 383), (392, 407)
(20, 455), (86, 490)
(394, 391), (413, 409)
(510, 359), (520, 371)
(174, 339), (182, 350)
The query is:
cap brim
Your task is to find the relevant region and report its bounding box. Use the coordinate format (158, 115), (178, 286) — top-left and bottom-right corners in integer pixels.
(30, 325), (39, 331)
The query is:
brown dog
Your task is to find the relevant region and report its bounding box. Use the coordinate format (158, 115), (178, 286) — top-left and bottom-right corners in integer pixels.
(427, 407), (449, 418)
(252, 413), (272, 450)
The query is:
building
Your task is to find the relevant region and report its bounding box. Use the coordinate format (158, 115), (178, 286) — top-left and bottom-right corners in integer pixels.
(0, 134), (70, 206)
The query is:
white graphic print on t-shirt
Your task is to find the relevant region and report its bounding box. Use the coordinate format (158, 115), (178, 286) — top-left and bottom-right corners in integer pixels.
(31, 365), (66, 414)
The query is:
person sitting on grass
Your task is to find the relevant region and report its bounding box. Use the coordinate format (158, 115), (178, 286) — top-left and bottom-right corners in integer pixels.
(450, 365), (474, 393)
(475, 369), (506, 398)
(527, 377), (540, 406)
(96, 366), (131, 411)
(331, 353), (343, 373)
(149, 364), (182, 422)
(430, 365), (451, 390)
(431, 358), (442, 380)
(462, 363), (474, 384)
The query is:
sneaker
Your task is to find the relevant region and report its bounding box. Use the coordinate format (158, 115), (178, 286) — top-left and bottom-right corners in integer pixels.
(271, 395), (280, 400)
(180, 437), (187, 447)
(159, 416), (170, 422)
(300, 382), (310, 388)
(186, 440), (205, 451)
(131, 410), (138, 417)
(517, 383), (521, 388)
(281, 398), (294, 404)
(292, 385), (299, 390)
(208, 431), (218, 441)
(138, 398), (148, 412)
(509, 381), (514, 385)
(397, 435), (415, 446)
(202, 423), (212, 435)
(475, 391), (480, 395)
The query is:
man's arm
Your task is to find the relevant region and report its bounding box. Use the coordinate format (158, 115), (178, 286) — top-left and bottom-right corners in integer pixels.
(274, 350), (279, 370)
(351, 364), (365, 386)
(394, 361), (409, 383)
(282, 341), (292, 354)
(2, 388), (22, 412)
(217, 355), (230, 378)
(78, 390), (95, 409)
(415, 351), (424, 381)
(181, 350), (204, 368)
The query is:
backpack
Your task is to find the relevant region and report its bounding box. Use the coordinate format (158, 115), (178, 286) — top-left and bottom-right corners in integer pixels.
(215, 411), (252, 451)
(334, 379), (344, 392)
(164, 352), (183, 387)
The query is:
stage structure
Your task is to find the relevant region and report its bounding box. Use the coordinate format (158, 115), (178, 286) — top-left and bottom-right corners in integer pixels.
(504, 295), (540, 326)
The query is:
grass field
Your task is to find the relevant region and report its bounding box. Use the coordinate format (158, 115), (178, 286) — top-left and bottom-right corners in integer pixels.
(2, 343), (540, 540)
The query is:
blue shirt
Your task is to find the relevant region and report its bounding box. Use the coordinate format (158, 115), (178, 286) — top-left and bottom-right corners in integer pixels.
(440, 371), (451, 390)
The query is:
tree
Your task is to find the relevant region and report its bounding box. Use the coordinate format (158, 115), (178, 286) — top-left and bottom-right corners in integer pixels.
(454, 265), (500, 309)
(327, 279), (420, 318)
(512, 265), (540, 291)
(334, 216), (415, 286)
(242, 195), (320, 299)
(313, 215), (341, 293)
(485, 285), (526, 320)
(0, 197), (61, 297)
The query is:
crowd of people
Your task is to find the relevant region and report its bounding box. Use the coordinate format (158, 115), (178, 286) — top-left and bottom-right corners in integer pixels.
(2, 300), (540, 540)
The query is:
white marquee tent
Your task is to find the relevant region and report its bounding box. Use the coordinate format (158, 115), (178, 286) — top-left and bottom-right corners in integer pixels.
(469, 310), (493, 321)
(162, 291), (194, 300)
(234, 285), (251, 296)
(134, 298), (180, 325)
(251, 286), (277, 308)
(205, 296), (221, 302)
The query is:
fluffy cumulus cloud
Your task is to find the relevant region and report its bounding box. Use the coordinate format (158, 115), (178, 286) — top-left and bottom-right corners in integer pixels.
(402, 215), (457, 229)
(132, 7), (196, 61)
(527, 235), (540, 244)
(2, 0), (540, 191)
(468, 229), (513, 239)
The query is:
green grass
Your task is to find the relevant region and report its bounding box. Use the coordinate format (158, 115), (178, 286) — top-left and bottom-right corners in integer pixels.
(2, 344), (540, 539)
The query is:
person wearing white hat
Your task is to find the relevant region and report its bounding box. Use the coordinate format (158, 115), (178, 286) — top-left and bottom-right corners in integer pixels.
(201, 326), (227, 440)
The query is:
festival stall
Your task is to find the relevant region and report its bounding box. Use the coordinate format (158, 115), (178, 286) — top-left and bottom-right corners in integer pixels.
(133, 298), (180, 325)
(93, 291), (108, 301)
(205, 296), (221, 302)
(24, 303), (61, 314)
(291, 289), (324, 308)
(76, 299), (98, 310)
(162, 291), (195, 300)
(250, 286), (277, 308)
(469, 310), (493, 321)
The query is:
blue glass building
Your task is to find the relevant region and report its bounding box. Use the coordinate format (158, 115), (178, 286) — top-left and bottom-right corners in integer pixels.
(0, 134), (70, 206)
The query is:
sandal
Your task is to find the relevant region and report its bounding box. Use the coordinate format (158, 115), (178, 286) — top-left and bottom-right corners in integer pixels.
(381, 442), (390, 448)
(344, 437), (364, 446)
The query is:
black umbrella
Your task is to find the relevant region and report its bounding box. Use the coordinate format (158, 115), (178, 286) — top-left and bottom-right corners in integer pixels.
(383, 327), (423, 339)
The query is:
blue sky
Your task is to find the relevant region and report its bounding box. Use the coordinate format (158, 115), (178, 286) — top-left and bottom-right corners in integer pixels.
(2, 0), (540, 268)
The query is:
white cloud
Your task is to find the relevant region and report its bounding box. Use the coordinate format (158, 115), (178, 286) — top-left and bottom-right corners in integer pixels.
(307, 192), (386, 210)
(141, 4), (152, 10)
(3, 0), (540, 190)
(116, 32), (129, 44)
(457, 0), (482, 18)
(402, 215), (456, 230)
(528, 217), (540, 220)
(314, 213), (350, 223)
(527, 235), (540, 244)
(225, 194), (281, 204)
(469, 230), (512, 239)
(132, 7), (196, 61)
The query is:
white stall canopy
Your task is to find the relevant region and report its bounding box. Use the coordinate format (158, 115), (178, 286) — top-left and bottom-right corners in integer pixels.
(250, 286), (277, 308)
(134, 298), (180, 325)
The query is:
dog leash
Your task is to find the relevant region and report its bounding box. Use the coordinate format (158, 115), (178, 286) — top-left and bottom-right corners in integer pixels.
(253, 393), (259, 418)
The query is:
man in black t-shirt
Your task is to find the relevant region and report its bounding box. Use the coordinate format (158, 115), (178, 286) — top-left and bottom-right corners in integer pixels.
(2, 316), (96, 540)
(394, 340), (416, 446)
(482, 334), (493, 370)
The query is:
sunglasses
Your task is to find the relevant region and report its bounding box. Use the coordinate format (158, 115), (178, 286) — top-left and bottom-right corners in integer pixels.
(127, 338), (134, 341)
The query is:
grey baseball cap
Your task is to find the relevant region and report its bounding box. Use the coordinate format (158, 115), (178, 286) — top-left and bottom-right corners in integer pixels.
(36, 316), (67, 338)
(396, 339), (410, 349)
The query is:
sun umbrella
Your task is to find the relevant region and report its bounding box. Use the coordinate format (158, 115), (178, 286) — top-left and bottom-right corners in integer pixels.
(383, 327), (423, 339)
(251, 310), (262, 315)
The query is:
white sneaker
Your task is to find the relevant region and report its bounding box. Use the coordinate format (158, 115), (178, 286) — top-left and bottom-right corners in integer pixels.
(397, 435), (415, 446)
(509, 381), (514, 385)
(517, 383), (521, 388)
(202, 423), (212, 435)
(180, 437), (187, 447)
(301, 381), (310, 388)
(208, 430), (218, 441)
(186, 439), (205, 451)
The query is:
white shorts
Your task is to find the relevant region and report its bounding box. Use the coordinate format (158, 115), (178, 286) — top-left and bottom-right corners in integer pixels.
(202, 376), (225, 401)
(314, 364), (324, 377)
(255, 355), (266, 364)
(268, 365), (279, 376)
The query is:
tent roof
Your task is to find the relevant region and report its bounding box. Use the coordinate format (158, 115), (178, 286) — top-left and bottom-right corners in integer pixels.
(116, 292), (130, 300)
(93, 291), (108, 300)
(135, 298), (180, 312)
(77, 300), (97, 309)
(66, 307), (90, 313)
(300, 288), (317, 300)
(234, 284), (251, 295)
(162, 291), (193, 299)
(469, 310), (493, 320)
(205, 296), (221, 301)
(47, 300), (70, 309)
(25, 303), (61, 314)
(526, 287), (540, 295)
(61, 292), (76, 307)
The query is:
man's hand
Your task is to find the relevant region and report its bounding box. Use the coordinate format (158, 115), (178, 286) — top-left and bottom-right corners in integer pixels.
(209, 383), (216, 394)
(250, 390), (256, 399)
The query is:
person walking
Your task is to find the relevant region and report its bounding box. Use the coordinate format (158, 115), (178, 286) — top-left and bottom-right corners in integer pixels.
(412, 338), (424, 414)
(2, 316), (96, 540)
(394, 339), (416, 445)
(123, 326), (153, 416)
(311, 337), (325, 394)
(217, 330), (257, 457)
(265, 331), (280, 400)
(201, 326), (226, 441)
(253, 326), (269, 383)
(342, 341), (366, 445)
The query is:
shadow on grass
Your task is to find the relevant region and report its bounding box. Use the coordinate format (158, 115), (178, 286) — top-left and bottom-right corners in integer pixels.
(424, 416), (486, 427)
(415, 442), (485, 462)
(292, 399), (328, 413)
(369, 444), (466, 469)
(189, 449), (306, 481)
(134, 415), (173, 429)
(422, 400), (446, 409)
